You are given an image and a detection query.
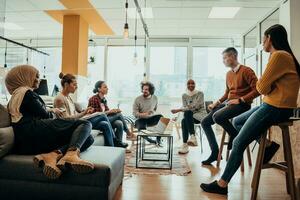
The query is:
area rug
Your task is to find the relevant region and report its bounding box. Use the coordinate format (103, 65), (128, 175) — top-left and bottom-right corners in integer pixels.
(125, 142), (191, 176)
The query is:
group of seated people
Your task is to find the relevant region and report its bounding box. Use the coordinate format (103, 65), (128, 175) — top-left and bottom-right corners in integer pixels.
(3, 24), (300, 196)
(3, 63), (168, 179)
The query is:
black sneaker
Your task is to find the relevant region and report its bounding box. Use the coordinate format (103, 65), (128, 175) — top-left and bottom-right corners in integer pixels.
(144, 137), (157, 144)
(227, 133), (237, 150)
(200, 180), (228, 195)
(263, 141), (280, 164)
(113, 139), (128, 148)
(202, 152), (218, 165)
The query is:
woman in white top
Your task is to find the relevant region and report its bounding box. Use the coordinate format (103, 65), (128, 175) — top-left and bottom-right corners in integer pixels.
(54, 73), (128, 148)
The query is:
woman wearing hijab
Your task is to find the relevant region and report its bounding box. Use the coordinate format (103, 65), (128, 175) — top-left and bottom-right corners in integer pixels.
(171, 79), (207, 154)
(5, 65), (94, 180)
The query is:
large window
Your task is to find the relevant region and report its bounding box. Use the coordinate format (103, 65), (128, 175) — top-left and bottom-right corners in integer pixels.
(149, 46), (187, 116)
(87, 46), (105, 98)
(244, 27), (259, 76)
(106, 46), (145, 115)
(193, 47), (228, 101)
(30, 47), (62, 96)
(260, 9), (279, 73)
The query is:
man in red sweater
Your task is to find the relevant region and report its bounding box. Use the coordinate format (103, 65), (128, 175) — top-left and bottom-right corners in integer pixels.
(201, 47), (259, 165)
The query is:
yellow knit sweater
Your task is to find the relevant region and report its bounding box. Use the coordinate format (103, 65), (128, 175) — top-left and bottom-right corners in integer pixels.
(257, 50), (300, 108)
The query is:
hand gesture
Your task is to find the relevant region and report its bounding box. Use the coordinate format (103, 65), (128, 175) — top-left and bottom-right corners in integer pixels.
(228, 99), (240, 105)
(52, 108), (64, 118)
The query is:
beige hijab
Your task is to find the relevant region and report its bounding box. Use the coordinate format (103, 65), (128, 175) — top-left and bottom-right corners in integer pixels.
(5, 65), (38, 123)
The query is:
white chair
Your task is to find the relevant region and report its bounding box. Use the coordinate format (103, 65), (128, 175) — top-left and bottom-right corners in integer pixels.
(173, 112), (183, 140)
(194, 123), (203, 153)
(174, 112), (204, 153)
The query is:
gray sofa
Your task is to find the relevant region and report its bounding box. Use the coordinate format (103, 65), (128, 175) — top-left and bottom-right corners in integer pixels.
(0, 104), (125, 200)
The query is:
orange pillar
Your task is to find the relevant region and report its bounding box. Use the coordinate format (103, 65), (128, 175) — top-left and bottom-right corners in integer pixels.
(61, 15), (88, 76)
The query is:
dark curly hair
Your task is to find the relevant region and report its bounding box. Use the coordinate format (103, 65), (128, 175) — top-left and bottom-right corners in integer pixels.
(141, 81), (155, 95)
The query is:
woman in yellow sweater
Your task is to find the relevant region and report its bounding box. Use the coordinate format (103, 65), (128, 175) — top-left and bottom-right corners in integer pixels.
(200, 24), (300, 195)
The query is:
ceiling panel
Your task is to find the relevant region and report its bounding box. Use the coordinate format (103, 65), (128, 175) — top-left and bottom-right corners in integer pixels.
(153, 8), (182, 19)
(203, 19), (257, 28)
(98, 8), (124, 20)
(180, 8), (211, 19)
(2, 0), (282, 39)
(28, 0), (65, 10)
(178, 20), (205, 28)
(19, 11), (56, 22)
(4, 12), (29, 23)
(90, 0), (123, 9)
(235, 7), (271, 19)
(6, 0), (37, 11)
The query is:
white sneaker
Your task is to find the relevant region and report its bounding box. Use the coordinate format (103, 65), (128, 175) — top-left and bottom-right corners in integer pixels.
(178, 143), (189, 154)
(146, 117), (171, 134)
(187, 135), (198, 146)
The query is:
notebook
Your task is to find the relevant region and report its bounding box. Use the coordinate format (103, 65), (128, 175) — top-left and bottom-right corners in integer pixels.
(81, 112), (105, 120)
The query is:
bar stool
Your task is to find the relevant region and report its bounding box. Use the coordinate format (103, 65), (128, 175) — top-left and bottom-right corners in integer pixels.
(297, 179), (300, 200)
(216, 129), (252, 172)
(251, 120), (298, 200)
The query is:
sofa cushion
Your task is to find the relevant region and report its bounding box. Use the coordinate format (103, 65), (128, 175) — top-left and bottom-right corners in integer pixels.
(91, 130), (105, 146)
(0, 127), (14, 158)
(0, 146), (125, 187)
(0, 104), (10, 128)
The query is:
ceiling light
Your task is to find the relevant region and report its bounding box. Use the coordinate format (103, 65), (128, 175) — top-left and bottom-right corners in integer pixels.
(0, 22), (23, 30)
(208, 7), (240, 19)
(123, 0), (129, 39)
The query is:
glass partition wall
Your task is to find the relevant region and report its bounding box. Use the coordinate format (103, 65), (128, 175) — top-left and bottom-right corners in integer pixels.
(242, 7), (279, 106)
(0, 36), (241, 115)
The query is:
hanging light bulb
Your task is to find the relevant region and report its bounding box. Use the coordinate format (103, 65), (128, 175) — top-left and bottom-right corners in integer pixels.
(123, 23), (129, 39)
(133, 9), (138, 66)
(123, 0), (129, 39)
(133, 51), (138, 66)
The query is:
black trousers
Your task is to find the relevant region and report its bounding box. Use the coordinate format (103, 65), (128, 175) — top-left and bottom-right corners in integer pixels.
(135, 114), (163, 143)
(181, 110), (200, 143)
(13, 118), (93, 155)
(201, 101), (250, 153)
(135, 115), (163, 130)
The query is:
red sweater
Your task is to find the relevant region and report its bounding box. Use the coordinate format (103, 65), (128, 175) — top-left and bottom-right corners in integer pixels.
(219, 65), (259, 103)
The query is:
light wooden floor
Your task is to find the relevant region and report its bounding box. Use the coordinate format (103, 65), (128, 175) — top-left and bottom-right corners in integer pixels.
(114, 135), (292, 200)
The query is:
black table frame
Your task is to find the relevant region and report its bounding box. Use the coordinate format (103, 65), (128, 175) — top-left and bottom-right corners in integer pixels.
(136, 133), (173, 170)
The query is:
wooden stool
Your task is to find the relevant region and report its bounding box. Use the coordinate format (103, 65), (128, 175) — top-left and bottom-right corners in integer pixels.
(297, 179), (300, 200)
(216, 129), (252, 172)
(251, 121), (298, 200)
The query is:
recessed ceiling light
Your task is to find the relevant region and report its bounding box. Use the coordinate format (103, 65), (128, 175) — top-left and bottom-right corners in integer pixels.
(128, 8), (153, 19)
(208, 7), (240, 19)
(0, 22), (23, 30)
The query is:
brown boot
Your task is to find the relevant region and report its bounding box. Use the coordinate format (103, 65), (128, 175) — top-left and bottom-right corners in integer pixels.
(33, 151), (63, 179)
(57, 148), (94, 174)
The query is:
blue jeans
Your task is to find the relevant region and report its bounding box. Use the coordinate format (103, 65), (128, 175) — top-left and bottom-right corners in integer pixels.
(108, 113), (129, 141)
(221, 103), (293, 182)
(201, 101), (250, 154)
(88, 114), (115, 146)
(232, 106), (260, 131)
(58, 120), (93, 154)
